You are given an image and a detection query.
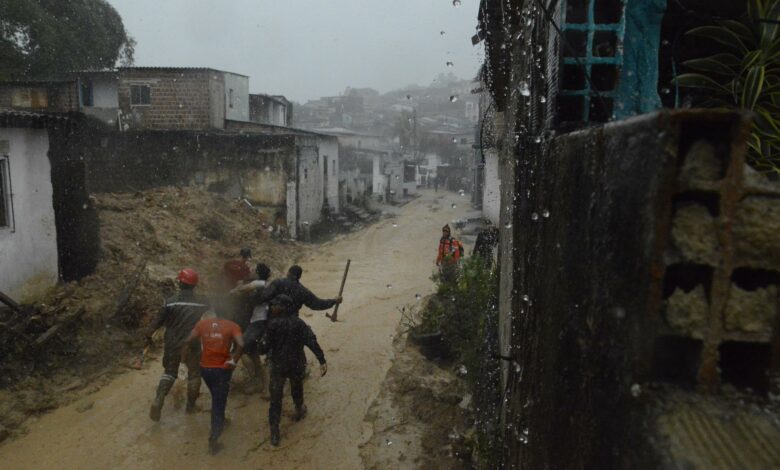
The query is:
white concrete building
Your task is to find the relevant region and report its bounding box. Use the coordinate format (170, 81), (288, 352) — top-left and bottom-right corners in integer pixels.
(224, 72), (250, 122)
(0, 114), (59, 300)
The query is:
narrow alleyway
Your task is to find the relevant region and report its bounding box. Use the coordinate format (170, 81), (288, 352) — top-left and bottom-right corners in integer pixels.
(0, 190), (473, 469)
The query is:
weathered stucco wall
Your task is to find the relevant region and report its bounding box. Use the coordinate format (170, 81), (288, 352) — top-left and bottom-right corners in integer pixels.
(317, 138), (340, 213)
(0, 128), (59, 301)
(482, 149), (501, 224)
(297, 142), (324, 229)
(70, 131), (296, 206)
(223, 73), (249, 122)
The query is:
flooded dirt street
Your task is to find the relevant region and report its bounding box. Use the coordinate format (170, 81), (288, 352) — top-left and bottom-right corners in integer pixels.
(0, 190), (472, 470)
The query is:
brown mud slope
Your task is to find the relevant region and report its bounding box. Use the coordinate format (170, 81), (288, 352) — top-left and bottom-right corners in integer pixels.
(0, 186), (298, 442)
(360, 335), (472, 470)
(0, 190), (475, 469)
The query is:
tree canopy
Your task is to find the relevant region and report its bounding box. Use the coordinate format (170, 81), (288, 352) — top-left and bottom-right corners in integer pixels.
(0, 0), (135, 80)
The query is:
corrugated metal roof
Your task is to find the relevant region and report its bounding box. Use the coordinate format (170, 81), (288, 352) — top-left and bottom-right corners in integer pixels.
(0, 110), (75, 128)
(118, 67), (248, 77)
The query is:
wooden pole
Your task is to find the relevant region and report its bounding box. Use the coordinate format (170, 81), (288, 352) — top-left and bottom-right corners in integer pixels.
(326, 259), (351, 322)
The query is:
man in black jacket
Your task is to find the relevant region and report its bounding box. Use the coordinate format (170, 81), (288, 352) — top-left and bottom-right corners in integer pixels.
(256, 265), (342, 317)
(258, 295), (327, 446)
(146, 268), (210, 421)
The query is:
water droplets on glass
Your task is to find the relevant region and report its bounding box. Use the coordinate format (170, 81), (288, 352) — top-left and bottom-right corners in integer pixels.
(457, 364), (468, 376)
(415, 293), (422, 301)
(531, 212), (539, 221)
(540, 96), (547, 103)
(386, 284), (393, 289)
(504, 222), (512, 229)
(542, 209), (550, 218)
(391, 222), (398, 228)
(518, 82), (531, 97)
(440, 30), (446, 36)
(446, 61), (454, 68)
(630, 383), (642, 398)
(452, 0), (461, 6)
(449, 95), (459, 102)
(661, 87), (671, 95)
(451, 203), (457, 209)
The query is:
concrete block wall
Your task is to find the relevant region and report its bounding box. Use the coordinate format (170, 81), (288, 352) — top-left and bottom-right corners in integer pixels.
(118, 70), (215, 130)
(662, 112), (780, 393)
(496, 109), (768, 469)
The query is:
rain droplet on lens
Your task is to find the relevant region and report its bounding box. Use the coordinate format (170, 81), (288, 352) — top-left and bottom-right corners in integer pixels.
(504, 222), (512, 229)
(415, 293), (422, 300)
(661, 87), (671, 95)
(446, 61), (454, 68)
(518, 82), (531, 97)
(531, 212), (539, 221)
(82, 203), (88, 209)
(540, 96), (547, 103)
(631, 383), (642, 398)
(392, 222), (398, 227)
(440, 30), (446, 36)
(386, 284), (393, 289)
(452, 0), (461, 6)
(451, 203), (457, 208)
(406, 94), (412, 100)
(458, 364), (468, 376)
(449, 95), (459, 102)
(533, 135), (542, 143)
(542, 209), (550, 218)
(521, 294), (530, 302)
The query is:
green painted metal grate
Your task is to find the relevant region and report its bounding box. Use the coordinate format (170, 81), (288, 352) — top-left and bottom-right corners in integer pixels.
(559, 0), (627, 123)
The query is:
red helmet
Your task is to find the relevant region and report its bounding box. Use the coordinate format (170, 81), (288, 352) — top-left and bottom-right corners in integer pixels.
(177, 268), (199, 286)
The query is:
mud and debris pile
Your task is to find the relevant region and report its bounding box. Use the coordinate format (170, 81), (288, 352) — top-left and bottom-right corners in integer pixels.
(0, 186), (299, 442)
(360, 335), (472, 470)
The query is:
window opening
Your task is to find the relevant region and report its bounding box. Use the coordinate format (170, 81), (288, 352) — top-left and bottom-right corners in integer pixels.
(81, 80), (94, 107)
(130, 84), (151, 106)
(0, 154), (13, 230)
(558, 0), (626, 125)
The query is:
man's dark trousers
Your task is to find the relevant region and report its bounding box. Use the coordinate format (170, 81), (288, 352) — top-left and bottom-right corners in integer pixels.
(268, 368), (304, 426)
(201, 367), (233, 441)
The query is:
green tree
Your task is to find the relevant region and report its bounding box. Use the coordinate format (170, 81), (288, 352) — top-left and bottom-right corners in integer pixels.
(0, 0), (135, 80)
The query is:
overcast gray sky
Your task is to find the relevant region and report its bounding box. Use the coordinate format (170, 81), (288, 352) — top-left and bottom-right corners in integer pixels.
(107, 0), (482, 102)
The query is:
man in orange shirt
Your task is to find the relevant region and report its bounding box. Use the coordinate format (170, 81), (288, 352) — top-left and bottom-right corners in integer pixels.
(436, 224), (464, 266)
(436, 224), (463, 282)
(182, 301), (245, 455)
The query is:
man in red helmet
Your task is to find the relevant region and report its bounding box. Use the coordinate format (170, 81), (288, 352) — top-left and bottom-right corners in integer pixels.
(146, 268), (210, 421)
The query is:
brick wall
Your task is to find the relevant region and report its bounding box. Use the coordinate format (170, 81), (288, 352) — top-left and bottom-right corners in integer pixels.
(118, 70), (218, 130)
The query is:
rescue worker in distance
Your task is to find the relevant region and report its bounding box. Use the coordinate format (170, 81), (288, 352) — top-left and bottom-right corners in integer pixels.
(146, 268), (210, 421)
(181, 300), (244, 454)
(436, 224), (464, 282)
(258, 294), (327, 447)
(256, 265), (342, 317)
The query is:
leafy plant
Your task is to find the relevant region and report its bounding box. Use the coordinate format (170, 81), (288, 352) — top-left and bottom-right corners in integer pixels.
(674, 0), (780, 173)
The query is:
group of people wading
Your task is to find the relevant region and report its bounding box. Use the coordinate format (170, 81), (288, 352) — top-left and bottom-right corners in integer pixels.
(144, 248), (342, 454)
